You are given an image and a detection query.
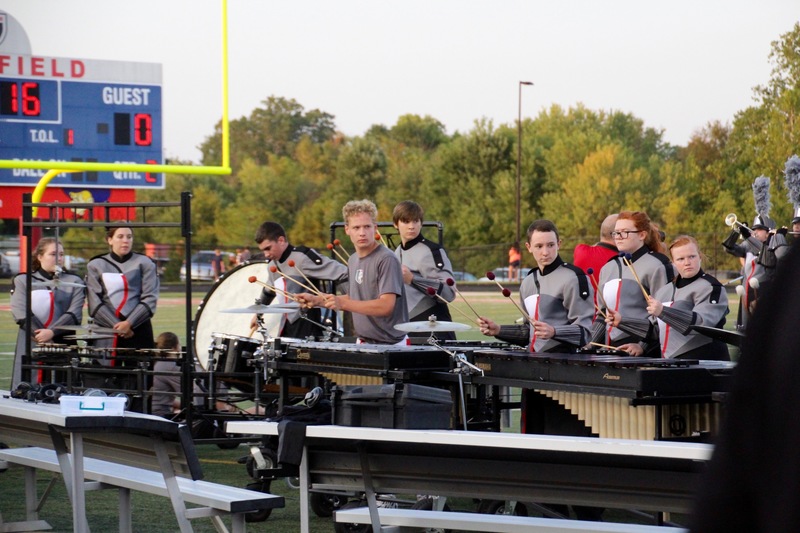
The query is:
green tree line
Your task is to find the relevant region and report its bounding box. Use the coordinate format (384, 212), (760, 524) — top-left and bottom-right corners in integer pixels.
(106, 23), (800, 280)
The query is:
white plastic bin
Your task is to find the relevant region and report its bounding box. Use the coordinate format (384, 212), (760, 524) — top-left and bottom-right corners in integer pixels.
(60, 395), (126, 415)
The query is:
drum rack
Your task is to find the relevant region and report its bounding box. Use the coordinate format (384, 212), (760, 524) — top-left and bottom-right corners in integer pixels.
(20, 192), (201, 428)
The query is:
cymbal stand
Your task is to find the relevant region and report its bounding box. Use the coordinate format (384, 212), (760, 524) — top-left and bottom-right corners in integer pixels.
(299, 312), (344, 341)
(205, 345), (219, 411)
(253, 315), (275, 394)
(427, 338), (484, 431)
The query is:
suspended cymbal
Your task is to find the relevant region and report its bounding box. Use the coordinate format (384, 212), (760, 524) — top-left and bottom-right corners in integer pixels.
(221, 303), (301, 314)
(54, 325), (118, 334)
(64, 333), (117, 341)
(395, 320), (472, 333)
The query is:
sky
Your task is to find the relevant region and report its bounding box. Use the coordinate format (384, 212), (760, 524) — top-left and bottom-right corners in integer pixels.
(3, 0), (799, 164)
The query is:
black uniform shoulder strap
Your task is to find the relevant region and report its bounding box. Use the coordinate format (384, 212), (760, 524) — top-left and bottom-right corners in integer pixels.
(294, 245), (324, 265)
(700, 273), (724, 304)
(648, 250), (676, 280)
(561, 262), (591, 300)
(90, 254), (123, 273)
(419, 239), (445, 270)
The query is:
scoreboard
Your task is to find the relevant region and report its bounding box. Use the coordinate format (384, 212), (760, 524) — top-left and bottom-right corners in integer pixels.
(0, 53), (163, 188)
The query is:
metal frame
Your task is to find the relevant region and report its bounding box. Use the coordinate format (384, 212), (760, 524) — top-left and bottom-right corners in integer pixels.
(20, 192), (195, 425)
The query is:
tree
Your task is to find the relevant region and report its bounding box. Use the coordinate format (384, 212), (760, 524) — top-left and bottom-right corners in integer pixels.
(541, 143), (656, 242)
(199, 96), (336, 171)
(388, 114), (448, 151)
(725, 23), (800, 226)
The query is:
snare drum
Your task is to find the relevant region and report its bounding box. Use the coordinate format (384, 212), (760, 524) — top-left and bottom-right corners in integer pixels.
(208, 333), (263, 374)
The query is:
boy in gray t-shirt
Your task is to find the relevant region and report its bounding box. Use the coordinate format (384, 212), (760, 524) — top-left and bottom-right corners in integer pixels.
(298, 199), (408, 344)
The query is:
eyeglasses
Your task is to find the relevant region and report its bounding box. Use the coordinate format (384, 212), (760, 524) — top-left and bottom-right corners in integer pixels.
(611, 230), (640, 239)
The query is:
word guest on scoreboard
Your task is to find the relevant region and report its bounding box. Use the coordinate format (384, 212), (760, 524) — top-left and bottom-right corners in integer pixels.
(0, 52), (163, 188)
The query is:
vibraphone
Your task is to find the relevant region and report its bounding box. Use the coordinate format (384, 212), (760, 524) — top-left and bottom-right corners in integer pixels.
(468, 350), (734, 440)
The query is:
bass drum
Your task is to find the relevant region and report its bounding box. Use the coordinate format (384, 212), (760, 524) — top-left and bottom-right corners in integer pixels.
(193, 260), (285, 371)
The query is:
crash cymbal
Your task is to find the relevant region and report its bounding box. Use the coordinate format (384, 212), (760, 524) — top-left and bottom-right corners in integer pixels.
(395, 320), (472, 333)
(221, 303), (301, 314)
(64, 333), (117, 341)
(54, 325), (118, 334)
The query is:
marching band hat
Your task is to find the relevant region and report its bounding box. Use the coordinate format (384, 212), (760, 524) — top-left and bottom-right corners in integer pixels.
(792, 206), (800, 226)
(752, 214), (776, 231)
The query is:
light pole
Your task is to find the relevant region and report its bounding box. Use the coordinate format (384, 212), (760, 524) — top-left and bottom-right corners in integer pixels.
(516, 81), (534, 246)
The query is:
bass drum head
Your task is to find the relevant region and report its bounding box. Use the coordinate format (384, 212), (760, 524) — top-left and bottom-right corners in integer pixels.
(193, 260), (284, 370)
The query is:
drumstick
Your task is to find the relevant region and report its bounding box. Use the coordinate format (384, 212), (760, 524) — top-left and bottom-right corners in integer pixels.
(445, 278), (481, 319)
(326, 242), (349, 263)
(287, 259), (324, 296)
(249, 325), (258, 338)
(484, 270), (505, 292)
(333, 239), (351, 260)
(484, 271), (536, 325)
(247, 276), (302, 302)
(501, 288), (536, 326)
(590, 341), (621, 351)
(593, 302), (608, 319)
(586, 268), (608, 319)
(621, 253), (649, 300)
(269, 265), (323, 296)
(375, 231), (388, 247)
(425, 287), (476, 323)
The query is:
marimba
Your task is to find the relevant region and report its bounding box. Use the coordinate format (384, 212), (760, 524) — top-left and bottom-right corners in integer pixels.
(470, 350), (734, 440)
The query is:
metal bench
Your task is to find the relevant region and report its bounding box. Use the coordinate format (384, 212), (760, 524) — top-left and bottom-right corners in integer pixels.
(0, 393), (283, 532)
(334, 507), (688, 533)
(225, 422), (712, 533)
(0, 446), (282, 533)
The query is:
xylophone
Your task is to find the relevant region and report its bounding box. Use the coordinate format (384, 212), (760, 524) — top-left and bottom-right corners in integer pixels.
(270, 340), (452, 387)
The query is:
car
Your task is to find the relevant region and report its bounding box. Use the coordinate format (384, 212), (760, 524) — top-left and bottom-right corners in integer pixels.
(179, 250), (235, 282)
(478, 266), (532, 282)
(0, 250), (20, 277)
(0, 254), (11, 278)
(452, 271), (477, 282)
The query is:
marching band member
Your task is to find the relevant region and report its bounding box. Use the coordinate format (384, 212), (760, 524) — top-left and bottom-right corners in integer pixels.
(478, 219), (594, 353)
(10, 237), (84, 386)
(252, 221), (348, 339)
(478, 219), (599, 520)
(299, 199), (409, 345)
(86, 226), (159, 360)
(639, 235), (730, 360)
(392, 201), (457, 340)
(722, 176), (785, 326)
(594, 211), (675, 357)
(784, 154), (800, 238)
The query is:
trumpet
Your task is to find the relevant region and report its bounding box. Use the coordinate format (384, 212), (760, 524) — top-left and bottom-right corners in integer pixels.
(724, 213), (753, 232)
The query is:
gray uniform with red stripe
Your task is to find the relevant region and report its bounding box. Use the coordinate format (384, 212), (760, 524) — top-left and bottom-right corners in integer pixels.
(494, 257), (594, 352)
(650, 272), (729, 359)
(592, 247), (674, 355)
(10, 270), (85, 386)
(86, 251), (159, 353)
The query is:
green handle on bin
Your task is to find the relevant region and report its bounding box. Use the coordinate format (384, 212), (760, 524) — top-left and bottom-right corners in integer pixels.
(79, 402), (106, 411)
